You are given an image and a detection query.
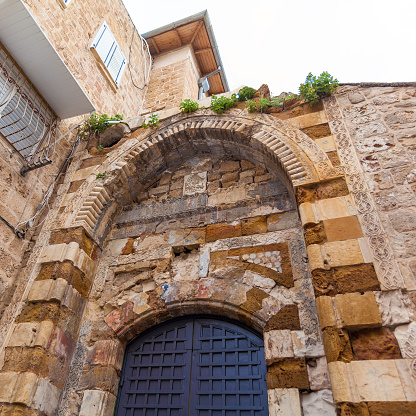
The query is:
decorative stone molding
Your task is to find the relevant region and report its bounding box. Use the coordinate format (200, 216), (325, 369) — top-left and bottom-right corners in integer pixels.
(323, 96), (404, 290)
(65, 112), (340, 236)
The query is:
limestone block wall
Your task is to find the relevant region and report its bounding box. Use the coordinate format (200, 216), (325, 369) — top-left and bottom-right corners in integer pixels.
(22, 0), (150, 117)
(0, 92), (416, 415)
(142, 45), (201, 114)
(0, 0), (151, 336)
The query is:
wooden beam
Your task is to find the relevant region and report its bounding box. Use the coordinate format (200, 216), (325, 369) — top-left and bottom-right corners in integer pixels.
(194, 48), (211, 55)
(174, 29), (182, 47)
(150, 38), (160, 54)
(190, 21), (204, 44)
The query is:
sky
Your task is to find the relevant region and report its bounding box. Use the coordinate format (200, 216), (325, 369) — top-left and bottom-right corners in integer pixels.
(122, 0), (416, 96)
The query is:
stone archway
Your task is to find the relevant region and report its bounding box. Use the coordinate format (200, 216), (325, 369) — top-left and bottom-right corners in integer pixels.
(0, 107), (386, 416)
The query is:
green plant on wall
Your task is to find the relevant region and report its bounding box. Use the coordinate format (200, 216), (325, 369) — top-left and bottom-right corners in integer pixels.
(210, 94), (237, 114)
(141, 114), (160, 129)
(79, 113), (123, 139)
(238, 86), (257, 102)
(298, 72), (339, 105)
(245, 100), (257, 113)
(270, 94), (295, 107)
(179, 99), (199, 113)
(257, 98), (270, 113)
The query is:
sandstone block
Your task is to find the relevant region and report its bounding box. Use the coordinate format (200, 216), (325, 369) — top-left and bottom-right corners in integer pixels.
(220, 160), (240, 173)
(350, 328), (401, 360)
(299, 202), (318, 225)
(322, 327), (353, 363)
(374, 290), (412, 326)
(351, 360), (406, 401)
(336, 292), (382, 330)
(301, 390), (336, 416)
(79, 390), (117, 416)
(323, 216), (363, 242)
(306, 357), (331, 391)
(328, 361), (359, 403)
(206, 222), (242, 242)
(13, 372), (38, 405)
(241, 216), (267, 236)
(288, 111), (328, 130)
(268, 388), (302, 416)
(124, 116), (144, 131)
(222, 171), (239, 183)
(291, 330), (325, 358)
(0, 372), (19, 402)
(394, 322), (416, 358)
(168, 228), (206, 247)
(315, 135), (336, 152)
(32, 378), (61, 416)
(8, 321), (54, 348)
(316, 296), (337, 329)
(316, 195), (356, 221)
(395, 359), (416, 401)
(183, 172), (207, 195)
(266, 358), (309, 389)
(264, 330), (294, 362)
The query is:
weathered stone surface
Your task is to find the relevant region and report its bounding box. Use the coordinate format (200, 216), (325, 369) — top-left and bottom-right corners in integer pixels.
(183, 172), (207, 195)
(124, 116), (144, 131)
(264, 330), (294, 362)
(339, 402), (370, 416)
(306, 357), (331, 391)
(323, 216), (363, 242)
(241, 216), (267, 235)
(336, 292), (382, 330)
(263, 305), (301, 331)
(301, 390), (336, 416)
(350, 328), (401, 360)
(323, 327), (353, 363)
(206, 222), (242, 242)
(374, 290), (412, 326)
(367, 402), (416, 416)
(99, 123), (130, 148)
(312, 264), (380, 297)
(268, 388), (302, 416)
(79, 390), (116, 416)
(394, 322), (416, 358)
(266, 358), (309, 389)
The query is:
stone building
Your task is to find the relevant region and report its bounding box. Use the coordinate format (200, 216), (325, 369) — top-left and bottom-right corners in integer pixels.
(0, 1), (415, 415)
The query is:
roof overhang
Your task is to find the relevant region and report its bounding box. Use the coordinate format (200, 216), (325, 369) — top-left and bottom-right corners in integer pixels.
(142, 10), (229, 95)
(0, 0), (95, 119)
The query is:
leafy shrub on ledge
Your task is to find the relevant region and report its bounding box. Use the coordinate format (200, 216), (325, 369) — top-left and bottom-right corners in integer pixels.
(245, 98), (271, 113)
(141, 114), (160, 129)
(179, 99), (199, 113)
(79, 113), (123, 139)
(299, 72), (339, 105)
(210, 94), (237, 114)
(238, 86), (257, 102)
(270, 94), (295, 107)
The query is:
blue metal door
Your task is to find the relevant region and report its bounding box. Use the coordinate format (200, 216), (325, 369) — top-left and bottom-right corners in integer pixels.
(115, 317), (268, 416)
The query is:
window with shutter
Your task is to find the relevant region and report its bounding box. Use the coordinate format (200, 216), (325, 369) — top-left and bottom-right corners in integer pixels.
(91, 22), (126, 86)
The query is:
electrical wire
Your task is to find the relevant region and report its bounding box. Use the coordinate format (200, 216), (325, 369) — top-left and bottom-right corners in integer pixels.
(127, 25), (152, 91)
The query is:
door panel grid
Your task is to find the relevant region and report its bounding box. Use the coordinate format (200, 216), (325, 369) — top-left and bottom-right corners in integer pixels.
(115, 318), (268, 416)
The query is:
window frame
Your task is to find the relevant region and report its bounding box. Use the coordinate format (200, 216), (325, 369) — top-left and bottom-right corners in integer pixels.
(90, 21), (127, 89)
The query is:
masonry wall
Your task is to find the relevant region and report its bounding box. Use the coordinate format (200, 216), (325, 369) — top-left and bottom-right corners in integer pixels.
(142, 45), (200, 114)
(0, 0), (151, 323)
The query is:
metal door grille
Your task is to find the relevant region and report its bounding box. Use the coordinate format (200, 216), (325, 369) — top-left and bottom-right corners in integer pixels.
(116, 317), (268, 416)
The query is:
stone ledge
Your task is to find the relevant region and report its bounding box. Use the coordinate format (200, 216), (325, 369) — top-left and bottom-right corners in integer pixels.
(287, 111), (328, 130)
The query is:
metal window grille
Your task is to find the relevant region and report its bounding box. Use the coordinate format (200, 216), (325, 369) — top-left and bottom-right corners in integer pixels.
(91, 22), (126, 85)
(0, 43), (57, 168)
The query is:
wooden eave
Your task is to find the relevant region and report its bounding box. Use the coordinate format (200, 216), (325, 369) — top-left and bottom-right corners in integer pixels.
(143, 18), (226, 95)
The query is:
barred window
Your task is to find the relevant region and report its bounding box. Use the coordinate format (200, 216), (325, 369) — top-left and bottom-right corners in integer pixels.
(0, 44), (57, 165)
(91, 22), (126, 86)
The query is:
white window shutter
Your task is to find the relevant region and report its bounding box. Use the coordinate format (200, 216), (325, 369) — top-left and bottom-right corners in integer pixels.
(92, 22), (126, 85)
